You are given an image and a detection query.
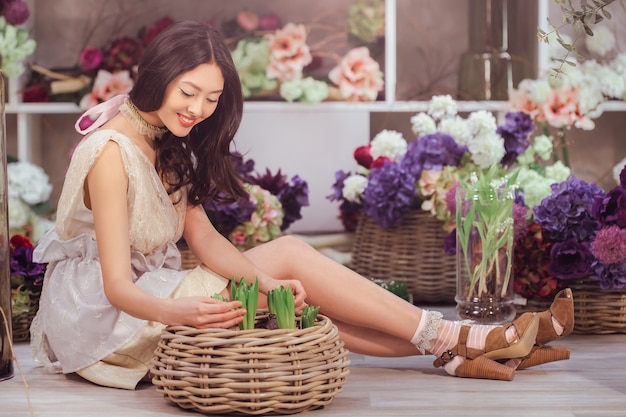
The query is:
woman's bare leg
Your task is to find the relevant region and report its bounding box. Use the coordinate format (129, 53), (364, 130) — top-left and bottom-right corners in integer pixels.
(243, 235), (424, 352)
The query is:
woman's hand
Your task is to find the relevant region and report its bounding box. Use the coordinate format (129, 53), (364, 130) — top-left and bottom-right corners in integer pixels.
(162, 297), (247, 329)
(261, 278), (308, 313)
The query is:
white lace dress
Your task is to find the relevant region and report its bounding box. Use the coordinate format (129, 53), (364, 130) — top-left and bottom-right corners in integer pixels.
(31, 129), (228, 389)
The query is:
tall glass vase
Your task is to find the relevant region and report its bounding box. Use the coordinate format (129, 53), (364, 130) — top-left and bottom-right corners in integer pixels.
(0, 76), (13, 381)
(455, 171), (516, 324)
(457, 0), (512, 100)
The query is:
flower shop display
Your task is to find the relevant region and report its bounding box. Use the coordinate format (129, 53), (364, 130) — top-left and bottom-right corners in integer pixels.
(22, 1), (385, 106)
(151, 276), (349, 416)
(7, 159), (55, 244)
(329, 95), (563, 304)
(9, 234), (47, 342)
(0, 0), (36, 79)
(455, 166), (518, 324)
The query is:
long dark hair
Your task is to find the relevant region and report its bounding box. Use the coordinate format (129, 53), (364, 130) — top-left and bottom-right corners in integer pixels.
(129, 20), (246, 206)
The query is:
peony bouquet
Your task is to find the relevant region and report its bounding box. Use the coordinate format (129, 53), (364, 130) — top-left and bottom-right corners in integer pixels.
(328, 95), (570, 232)
(8, 159), (55, 244)
(203, 152), (309, 250)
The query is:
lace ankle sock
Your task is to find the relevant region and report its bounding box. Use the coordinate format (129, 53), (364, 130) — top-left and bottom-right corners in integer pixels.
(411, 311), (521, 376)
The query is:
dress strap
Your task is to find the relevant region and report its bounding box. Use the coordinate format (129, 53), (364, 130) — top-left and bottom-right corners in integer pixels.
(74, 94), (128, 135)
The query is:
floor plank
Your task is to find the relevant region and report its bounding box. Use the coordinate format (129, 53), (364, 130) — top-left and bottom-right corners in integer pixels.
(2, 307), (626, 417)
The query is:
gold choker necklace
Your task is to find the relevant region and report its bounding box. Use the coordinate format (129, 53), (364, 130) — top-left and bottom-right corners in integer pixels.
(120, 99), (168, 140)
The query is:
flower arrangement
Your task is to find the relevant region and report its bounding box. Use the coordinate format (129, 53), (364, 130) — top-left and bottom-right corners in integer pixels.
(10, 234), (46, 322)
(0, 0), (35, 78)
(7, 159), (55, 244)
(514, 163), (626, 302)
(203, 152), (309, 251)
(328, 95), (570, 232)
(23, 1), (385, 106)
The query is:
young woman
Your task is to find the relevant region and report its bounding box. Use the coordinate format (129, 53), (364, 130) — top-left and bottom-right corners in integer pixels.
(31, 21), (574, 390)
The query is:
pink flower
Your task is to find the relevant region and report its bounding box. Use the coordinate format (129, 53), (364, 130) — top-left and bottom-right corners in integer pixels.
(237, 10), (260, 32)
(542, 88), (579, 129)
(592, 225), (626, 265)
(142, 16), (174, 45)
(260, 13), (281, 31)
(329, 47), (384, 101)
(508, 88), (545, 122)
(79, 46), (104, 72)
(2, 0), (29, 25)
(265, 23), (312, 82)
(79, 69), (133, 109)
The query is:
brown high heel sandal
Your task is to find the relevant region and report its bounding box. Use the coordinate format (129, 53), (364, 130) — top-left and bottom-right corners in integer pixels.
(516, 288), (574, 370)
(433, 313), (540, 381)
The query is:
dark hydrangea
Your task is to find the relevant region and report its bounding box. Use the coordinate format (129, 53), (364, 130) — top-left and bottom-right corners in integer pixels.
(497, 111), (534, 166)
(401, 132), (466, 176)
(590, 259), (626, 290)
(203, 193), (256, 236)
(362, 161), (416, 229)
(10, 246), (46, 292)
(276, 175), (309, 231)
(231, 152), (256, 181)
(443, 229), (456, 255)
(533, 176), (604, 243)
(548, 239), (595, 280)
(592, 185), (626, 228)
(620, 165), (626, 187)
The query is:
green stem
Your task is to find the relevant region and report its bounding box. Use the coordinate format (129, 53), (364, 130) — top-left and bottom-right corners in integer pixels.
(558, 128), (570, 168)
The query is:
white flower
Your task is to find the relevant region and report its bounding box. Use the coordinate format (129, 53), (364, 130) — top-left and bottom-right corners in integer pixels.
(585, 25), (616, 57)
(611, 52), (626, 74)
(8, 196), (30, 229)
(410, 112), (436, 136)
(517, 168), (553, 209)
(370, 129), (407, 161)
(467, 110), (497, 136)
(613, 157), (626, 185)
(547, 31), (572, 62)
(342, 174), (368, 202)
(439, 116), (471, 146)
(531, 134), (553, 161)
(467, 132), (505, 169)
(524, 79), (552, 104)
(428, 94), (457, 120)
(596, 66), (625, 100)
(0, 17), (37, 78)
(8, 161), (53, 206)
(544, 161), (571, 184)
(29, 213), (55, 244)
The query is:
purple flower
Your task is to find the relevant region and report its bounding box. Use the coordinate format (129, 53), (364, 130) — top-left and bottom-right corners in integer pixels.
(327, 170), (351, 202)
(231, 152), (255, 180)
(549, 239), (595, 280)
(277, 175), (309, 231)
(10, 246), (45, 292)
(1, 0), (30, 25)
(591, 259), (626, 290)
(513, 203), (529, 241)
(533, 176), (604, 243)
(592, 225), (626, 265)
(443, 229), (456, 255)
(620, 165), (626, 187)
(497, 112), (534, 166)
(592, 185), (626, 228)
(204, 193), (256, 236)
(362, 161), (416, 229)
(402, 132), (466, 174)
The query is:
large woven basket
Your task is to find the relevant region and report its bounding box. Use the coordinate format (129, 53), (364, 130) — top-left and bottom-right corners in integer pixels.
(151, 313), (350, 415)
(11, 295), (39, 342)
(350, 210), (456, 304)
(515, 278), (626, 335)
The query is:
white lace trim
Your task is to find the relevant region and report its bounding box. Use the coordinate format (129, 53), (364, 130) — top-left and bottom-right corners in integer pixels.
(413, 310), (443, 354)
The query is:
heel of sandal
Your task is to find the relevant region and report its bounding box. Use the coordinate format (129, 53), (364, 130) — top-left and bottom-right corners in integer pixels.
(455, 355), (515, 381)
(516, 346), (571, 370)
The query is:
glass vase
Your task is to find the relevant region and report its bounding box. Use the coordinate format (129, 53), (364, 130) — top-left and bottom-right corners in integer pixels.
(0, 76), (13, 381)
(455, 179), (516, 324)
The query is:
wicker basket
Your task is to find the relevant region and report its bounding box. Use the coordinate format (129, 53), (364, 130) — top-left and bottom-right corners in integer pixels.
(177, 240), (200, 270)
(151, 313), (350, 415)
(514, 278), (626, 335)
(11, 295), (39, 342)
(350, 210), (456, 304)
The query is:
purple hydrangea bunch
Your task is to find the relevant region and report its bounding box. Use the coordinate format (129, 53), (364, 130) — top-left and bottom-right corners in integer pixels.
(203, 152), (309, 239)
(496, 112), (535, 166)
(533, 176), (604, 281)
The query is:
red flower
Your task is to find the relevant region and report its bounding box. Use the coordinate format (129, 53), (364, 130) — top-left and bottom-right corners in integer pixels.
(353, 145), (373, 168)
(10, 234), (34, 250)
(142, 16), (174, 46)
(22, 83), (49, 103)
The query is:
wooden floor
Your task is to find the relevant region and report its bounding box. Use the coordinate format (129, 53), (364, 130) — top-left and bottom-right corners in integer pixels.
(2, 306), (626, 417)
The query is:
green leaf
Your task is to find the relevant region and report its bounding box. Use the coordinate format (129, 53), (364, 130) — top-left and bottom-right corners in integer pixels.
(300, 305), (320, 329)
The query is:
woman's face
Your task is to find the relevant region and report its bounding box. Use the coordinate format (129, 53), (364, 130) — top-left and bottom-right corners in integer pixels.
(156, 62), (225, 137)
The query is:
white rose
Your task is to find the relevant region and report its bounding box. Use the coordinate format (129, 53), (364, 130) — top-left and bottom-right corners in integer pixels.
(342, 174), (368, 203)
(370, 129), (407, 161)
